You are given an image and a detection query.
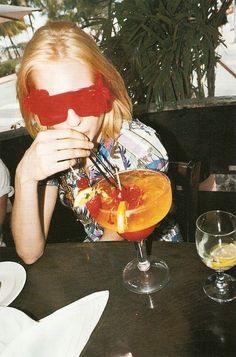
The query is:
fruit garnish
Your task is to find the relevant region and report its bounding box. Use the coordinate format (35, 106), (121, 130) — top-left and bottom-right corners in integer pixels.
(98, 185), (143, 211)
(74, 187), (96, 207)
(117, 201), (127, 233)
(86, 195), (101, 218)
(76, 177), (89, 189)
(124, 185), (143, 209)
(210, 243), (236, 269)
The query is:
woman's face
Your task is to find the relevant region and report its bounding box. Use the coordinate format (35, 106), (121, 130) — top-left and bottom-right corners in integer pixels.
(31, 60), (104, 142)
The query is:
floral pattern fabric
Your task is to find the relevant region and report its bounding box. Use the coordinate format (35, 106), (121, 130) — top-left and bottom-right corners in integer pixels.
(46, 119), (169, 241)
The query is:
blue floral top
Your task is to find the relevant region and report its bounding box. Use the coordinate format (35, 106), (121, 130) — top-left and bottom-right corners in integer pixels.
(47, 119), (169, 241)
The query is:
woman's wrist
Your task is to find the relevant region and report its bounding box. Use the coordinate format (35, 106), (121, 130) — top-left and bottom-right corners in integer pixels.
(15, 162), (39, 186)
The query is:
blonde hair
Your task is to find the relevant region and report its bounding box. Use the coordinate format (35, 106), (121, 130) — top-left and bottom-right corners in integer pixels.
(17, 21), (132, 138)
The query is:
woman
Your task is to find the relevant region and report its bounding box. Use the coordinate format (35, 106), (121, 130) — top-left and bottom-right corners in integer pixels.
(0, 159), (14, 247)
(12, 21), (168, 264)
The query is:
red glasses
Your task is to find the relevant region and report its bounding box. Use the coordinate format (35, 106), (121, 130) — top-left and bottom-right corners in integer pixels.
(23, 74), (114, 126)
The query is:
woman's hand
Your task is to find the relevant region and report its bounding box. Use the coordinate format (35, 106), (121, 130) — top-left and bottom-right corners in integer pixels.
(17, 128), (94, 183)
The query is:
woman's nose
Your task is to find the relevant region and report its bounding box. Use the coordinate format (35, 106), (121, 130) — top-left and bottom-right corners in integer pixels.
(66, 109), (81, 127)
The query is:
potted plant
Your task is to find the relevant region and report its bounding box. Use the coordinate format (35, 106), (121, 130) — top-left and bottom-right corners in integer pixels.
(80, 0), (233, 110)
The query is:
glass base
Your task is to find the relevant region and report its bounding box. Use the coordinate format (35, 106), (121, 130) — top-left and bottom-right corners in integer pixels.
(203, 272), (236, 303)
(122, 255), (170, 294)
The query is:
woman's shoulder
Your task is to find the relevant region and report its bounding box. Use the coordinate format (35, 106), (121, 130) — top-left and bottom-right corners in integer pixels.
(114, 118), (168, 171)
(120, 118), (166, 150)
(0, 159), (14, 197)
(120, 118), (168, 156)
(0, 159), (10, 177)
(121, 118), (157, 135)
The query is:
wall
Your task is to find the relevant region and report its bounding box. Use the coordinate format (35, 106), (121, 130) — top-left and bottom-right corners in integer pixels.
(137, 104), (236, 174)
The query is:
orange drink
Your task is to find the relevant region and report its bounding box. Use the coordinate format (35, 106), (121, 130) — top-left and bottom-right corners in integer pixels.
(94, 169), (172, 238)
(75, 169), (173, 294)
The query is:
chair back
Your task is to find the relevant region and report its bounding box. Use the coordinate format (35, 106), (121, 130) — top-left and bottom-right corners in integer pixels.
(167, 160), (201, 242)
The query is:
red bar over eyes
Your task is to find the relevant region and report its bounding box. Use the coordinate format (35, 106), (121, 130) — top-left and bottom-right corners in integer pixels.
(23, 74), (114, 126)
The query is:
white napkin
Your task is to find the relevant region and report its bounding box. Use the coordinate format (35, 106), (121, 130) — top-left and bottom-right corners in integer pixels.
(0, 290), (109, 357)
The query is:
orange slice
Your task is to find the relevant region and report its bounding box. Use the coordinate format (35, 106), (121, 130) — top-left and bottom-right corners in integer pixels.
(74, 187), (96, 207)
(210, 243), (236, 269)
(117, 201), (127, 233)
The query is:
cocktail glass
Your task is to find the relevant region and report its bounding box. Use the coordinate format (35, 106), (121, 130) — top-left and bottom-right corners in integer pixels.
(196, 210), (236, 303)
(95, 169), (172, 294)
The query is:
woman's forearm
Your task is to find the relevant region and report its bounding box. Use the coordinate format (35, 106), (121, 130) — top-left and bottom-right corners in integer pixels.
(12, 169), (46, 264)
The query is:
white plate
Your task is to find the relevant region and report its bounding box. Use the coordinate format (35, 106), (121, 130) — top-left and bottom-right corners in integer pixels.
(0, 262), (26, 306)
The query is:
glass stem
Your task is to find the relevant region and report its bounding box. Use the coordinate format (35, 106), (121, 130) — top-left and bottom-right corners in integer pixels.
(215, 271), (228, 293)
(135, 240), (150, 272)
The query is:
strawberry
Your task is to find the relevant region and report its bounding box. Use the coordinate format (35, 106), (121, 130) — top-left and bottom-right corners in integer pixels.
(86, 194), (102, 218)
(126, 186), (143, 209)
(99, 185), (142, 210)
(76, 177), (89, 189)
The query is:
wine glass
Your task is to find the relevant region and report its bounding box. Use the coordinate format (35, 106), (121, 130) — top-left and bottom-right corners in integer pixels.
(94, 169), (172, 294)
(195, 210), (236, 303)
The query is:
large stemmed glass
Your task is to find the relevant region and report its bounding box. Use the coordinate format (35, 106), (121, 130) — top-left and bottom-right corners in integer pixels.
(94, 169), (172, 294)
(195, 210), (236, 303)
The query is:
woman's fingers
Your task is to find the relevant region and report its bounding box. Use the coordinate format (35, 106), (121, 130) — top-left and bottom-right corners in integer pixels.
(55, 138), (94, 151)
(56, 159), (77, 173)
(22, 128), (94, 181)
(35, 129), (94, 156)
(55, 148), (91, 162)
(36, 129), (89, 141)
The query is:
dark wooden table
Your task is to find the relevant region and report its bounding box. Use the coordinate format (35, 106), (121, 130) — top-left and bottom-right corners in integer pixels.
(1, 241), (235, 357)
